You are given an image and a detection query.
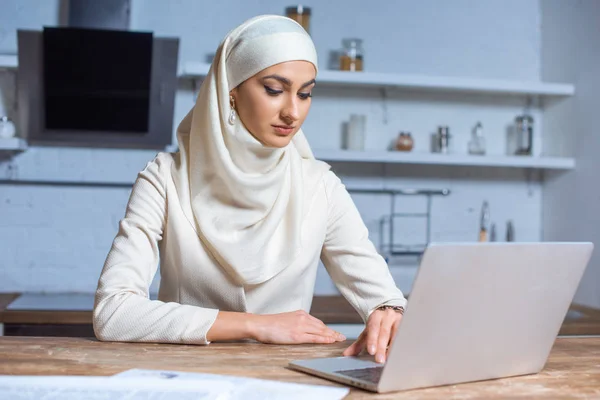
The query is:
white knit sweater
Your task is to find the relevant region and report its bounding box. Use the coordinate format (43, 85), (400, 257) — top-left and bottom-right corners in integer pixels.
(93, 152), (406, 344)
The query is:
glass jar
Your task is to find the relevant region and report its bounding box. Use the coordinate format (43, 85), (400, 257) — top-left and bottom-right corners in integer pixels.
(468, 121), (486, 155)
(396, 132), (414, 152)
(339, 39), (364, 72)
(515, 114), (534, 155)
(285, 5), (311, 33)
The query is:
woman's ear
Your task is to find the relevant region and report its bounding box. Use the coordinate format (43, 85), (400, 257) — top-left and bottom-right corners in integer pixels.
(229, 88), (238, 108)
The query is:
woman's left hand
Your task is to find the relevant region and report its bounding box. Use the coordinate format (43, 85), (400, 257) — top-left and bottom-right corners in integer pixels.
(342, 308), (402, 364)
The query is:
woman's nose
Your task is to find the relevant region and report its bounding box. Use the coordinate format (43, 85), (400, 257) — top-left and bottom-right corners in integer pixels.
(281, 97), (300, 122)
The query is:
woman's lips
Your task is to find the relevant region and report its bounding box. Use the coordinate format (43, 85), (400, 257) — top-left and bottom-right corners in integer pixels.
(272, 125), (294, 135)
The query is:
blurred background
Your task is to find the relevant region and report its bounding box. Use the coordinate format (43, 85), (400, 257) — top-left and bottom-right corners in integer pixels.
(0, 0), (599, 336)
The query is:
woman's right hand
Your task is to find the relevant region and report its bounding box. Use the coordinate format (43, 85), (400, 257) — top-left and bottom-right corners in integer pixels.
(249, 310), (346, 344)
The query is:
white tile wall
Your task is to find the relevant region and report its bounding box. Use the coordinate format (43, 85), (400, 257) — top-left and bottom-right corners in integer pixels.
(0, 0), (547, 294)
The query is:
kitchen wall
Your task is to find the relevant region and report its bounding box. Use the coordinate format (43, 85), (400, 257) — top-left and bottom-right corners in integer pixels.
(541, 0), (600, 308)
(1, 0), (546, 295)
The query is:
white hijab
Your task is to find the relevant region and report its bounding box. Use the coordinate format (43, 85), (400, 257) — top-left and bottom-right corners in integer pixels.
(171, 15), (329, 285)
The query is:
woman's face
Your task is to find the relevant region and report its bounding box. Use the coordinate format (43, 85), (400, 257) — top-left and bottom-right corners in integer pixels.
(230, 60), (316, 148)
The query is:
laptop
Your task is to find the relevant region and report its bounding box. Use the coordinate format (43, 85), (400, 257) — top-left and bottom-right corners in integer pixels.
(289, 242), (594, 393)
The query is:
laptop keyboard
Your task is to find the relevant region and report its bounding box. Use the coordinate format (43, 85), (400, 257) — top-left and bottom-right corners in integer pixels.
(335, 366), (384, 383)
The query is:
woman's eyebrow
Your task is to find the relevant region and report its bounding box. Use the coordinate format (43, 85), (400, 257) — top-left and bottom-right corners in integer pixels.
(300, 79), (316, 89)
(262, 75), (316, 89)
(262, 74), (292, 86)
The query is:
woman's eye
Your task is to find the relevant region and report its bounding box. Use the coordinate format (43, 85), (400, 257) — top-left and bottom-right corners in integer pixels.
(264, 85), (283, 96)
(298, 92), (312, 100)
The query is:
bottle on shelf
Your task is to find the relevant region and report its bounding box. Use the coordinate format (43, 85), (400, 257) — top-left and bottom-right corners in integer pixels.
(479, 201), (490, 242)
(468, 121), (486, 155)
(506, 220), (515, 242)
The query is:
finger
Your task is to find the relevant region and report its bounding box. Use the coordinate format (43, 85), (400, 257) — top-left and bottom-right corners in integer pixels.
(342, 331), (366, 357)
(376, 312), (396, 363)
(322, 327), (346, 342)
(296, 311), (345, 341)
(306, 313), (330, 327)
(304, 319), (343, 339)
(301, 333), (338, 344)
(342, 338), (364, 357)
(306, 319), (346, 341)
(388, 316), (402, 351)
(366, 312), (383, 356)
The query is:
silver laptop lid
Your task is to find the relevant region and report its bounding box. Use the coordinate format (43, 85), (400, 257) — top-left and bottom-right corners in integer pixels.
(378, 242), (593, 393)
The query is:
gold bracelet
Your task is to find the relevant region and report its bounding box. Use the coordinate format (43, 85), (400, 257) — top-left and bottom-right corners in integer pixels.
(376, 305), (405, 314)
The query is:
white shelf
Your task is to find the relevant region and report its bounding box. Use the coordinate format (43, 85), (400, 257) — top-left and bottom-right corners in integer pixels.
(180, 61), (575, 98)
(0, 55), (18, 70)
(313, 149), (575, 170)
(3, 56), (574, 97)
(0, 137), (27, 151)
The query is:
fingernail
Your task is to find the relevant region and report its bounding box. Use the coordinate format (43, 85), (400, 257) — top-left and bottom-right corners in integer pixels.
(369, 345), (376, 355)
(376, 354), (385, 364)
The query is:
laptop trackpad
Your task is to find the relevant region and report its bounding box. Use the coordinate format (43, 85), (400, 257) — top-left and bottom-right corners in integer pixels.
(291, 355), (381, 374)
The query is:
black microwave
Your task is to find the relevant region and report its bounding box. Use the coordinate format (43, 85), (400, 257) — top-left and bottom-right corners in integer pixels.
(17, 27), (179, 149)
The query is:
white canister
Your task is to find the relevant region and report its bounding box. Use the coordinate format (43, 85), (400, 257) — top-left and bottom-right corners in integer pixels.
(346, 114), (366, 151)
(0, 116), (16, 139)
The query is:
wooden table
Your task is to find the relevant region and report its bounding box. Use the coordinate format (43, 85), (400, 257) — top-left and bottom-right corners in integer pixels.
(3, 293), (600, 337)
(1, 336), (599, 399)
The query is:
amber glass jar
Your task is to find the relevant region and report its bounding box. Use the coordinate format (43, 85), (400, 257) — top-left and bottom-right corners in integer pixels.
(396, 132), (414, 152)
(286, 5), (311, 33)
(339, 38), (364, 71)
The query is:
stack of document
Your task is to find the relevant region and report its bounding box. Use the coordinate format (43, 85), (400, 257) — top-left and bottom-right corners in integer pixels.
(0, 368), (349, 399)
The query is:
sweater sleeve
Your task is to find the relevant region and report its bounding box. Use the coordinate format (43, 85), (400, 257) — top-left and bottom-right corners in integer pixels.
(320, 172), (407, 323)
(93, 154), (219, 345)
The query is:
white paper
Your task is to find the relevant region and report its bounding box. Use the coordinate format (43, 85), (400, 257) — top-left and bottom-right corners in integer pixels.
(114, 369), (350, 400)
(0, 376), (233, 400)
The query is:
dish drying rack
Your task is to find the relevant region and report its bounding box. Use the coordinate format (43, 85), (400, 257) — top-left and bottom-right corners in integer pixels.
(347, 188), (450, 258)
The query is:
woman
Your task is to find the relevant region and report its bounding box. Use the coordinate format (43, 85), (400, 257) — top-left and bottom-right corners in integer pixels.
(93, 15), (406, 365)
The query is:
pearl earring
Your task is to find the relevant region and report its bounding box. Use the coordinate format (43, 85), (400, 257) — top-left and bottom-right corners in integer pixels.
(228, 96), (236, 125)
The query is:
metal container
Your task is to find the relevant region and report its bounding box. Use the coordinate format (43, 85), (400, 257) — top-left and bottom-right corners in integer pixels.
(436, 126), (451, 153)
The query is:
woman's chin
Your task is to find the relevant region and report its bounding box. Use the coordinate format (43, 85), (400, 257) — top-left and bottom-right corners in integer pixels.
(262, 133), (295, 148)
